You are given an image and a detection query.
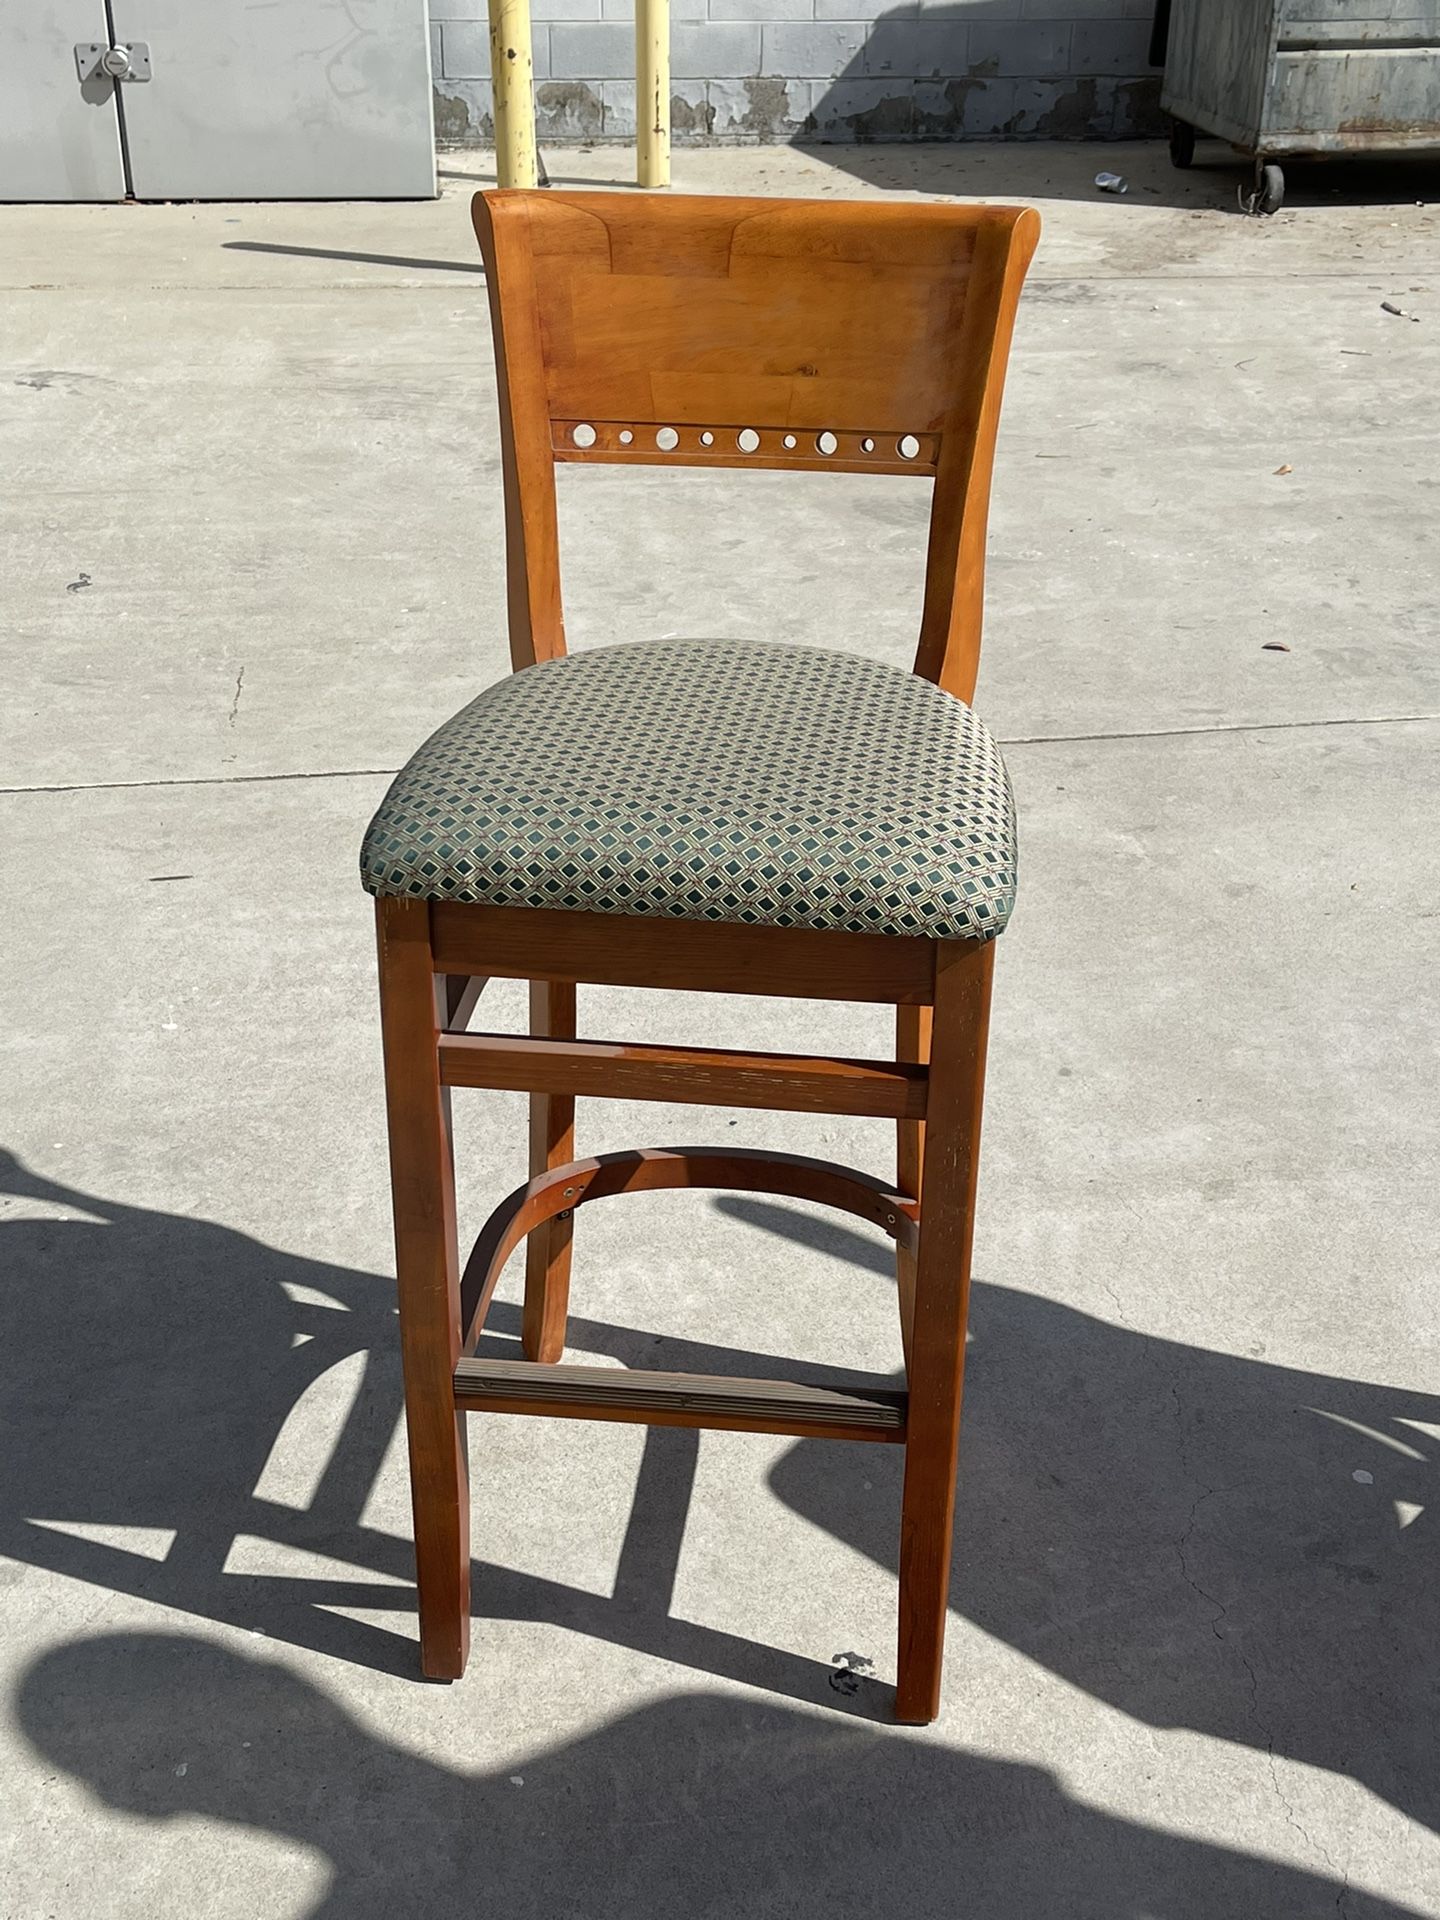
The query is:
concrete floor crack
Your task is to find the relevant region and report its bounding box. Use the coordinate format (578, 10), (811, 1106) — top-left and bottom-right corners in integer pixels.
(1241, 1647), (1352, 1917)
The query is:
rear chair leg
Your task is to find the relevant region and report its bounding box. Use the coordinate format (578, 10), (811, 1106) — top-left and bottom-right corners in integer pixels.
(376, 897), (471, 1679)
(523, 979), (577, 1363)
(895, 940), (995, 1725)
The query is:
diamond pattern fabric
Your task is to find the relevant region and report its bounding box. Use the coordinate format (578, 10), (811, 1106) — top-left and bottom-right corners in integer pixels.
(360, 638), (1016, 942)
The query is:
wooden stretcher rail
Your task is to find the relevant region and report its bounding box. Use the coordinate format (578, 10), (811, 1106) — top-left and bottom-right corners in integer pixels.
(452, 1357), (908, 1442)
(428, 903), (938, 1006)
(437, 1029), (928, 1119)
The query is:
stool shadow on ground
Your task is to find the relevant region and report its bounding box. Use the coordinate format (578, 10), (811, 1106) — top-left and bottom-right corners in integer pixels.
(0, 1147), (872, 1711)
(15, 1630), (1429, 1920)
(721, 1196), (1440, 1839)
(2, 1147), (1435, 1838)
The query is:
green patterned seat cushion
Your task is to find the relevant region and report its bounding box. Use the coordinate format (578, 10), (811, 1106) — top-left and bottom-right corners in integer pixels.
(360, 638), (1016, 942)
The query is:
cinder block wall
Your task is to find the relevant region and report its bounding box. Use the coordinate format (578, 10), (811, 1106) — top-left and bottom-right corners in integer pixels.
(430, 0), (1163, 145)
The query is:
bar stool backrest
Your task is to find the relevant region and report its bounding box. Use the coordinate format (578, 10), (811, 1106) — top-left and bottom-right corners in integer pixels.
(472, 189), (1039, 702)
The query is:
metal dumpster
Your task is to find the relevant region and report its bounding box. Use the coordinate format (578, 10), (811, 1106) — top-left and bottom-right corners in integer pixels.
(1162, 0), (1440, 211)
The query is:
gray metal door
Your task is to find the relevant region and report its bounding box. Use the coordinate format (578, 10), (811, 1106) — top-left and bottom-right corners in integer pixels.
(109, 0), (435, 198)
(0, 2), (127, 201)
(1, 0), (434, 202)
(110, 0), (435, 199)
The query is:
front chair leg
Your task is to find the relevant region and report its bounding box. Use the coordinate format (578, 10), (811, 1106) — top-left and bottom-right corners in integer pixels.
(895, 939), (995, 1725)
(375, 897), (471, 1679)
(523, 978), (577, 1362)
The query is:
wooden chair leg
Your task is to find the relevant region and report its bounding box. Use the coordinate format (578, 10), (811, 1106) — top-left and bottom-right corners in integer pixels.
(375, 897), (471, 1679)
(894, 1002), (933, 1374)
(895, 939), (995, 1725)
(522, 978), (576, 1362)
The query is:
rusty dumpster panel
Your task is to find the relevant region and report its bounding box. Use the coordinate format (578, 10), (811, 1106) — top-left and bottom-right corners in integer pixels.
(1270, 45), (1440, 150)
(1164, 0), (1440, 160)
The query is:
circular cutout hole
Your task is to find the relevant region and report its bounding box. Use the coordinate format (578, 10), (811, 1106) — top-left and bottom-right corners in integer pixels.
(656, 426), (680, 451)
(737, 428), (761, 453)
(782, 433), (797, 449)
(618, 429), (633, 445)
(861, 436), (875, 453)
(700, 430), (714, 447)
(898, 434), (921, 460)
(816, 431), (838, 457)
(571, 422), (597, 449)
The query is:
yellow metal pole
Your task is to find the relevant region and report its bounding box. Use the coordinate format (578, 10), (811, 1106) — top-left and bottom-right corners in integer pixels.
(636, 0), (670, 188)
(489, 0), (538, 189)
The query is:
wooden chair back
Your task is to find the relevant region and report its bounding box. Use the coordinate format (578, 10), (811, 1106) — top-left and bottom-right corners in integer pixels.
(472, 189), (1039, 702)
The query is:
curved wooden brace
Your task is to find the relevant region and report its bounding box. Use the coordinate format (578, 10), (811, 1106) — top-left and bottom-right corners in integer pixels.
(459, 1146), (920, 1352)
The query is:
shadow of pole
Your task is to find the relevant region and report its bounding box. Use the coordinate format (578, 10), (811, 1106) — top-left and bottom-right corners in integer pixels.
(221, 241), (484, 274)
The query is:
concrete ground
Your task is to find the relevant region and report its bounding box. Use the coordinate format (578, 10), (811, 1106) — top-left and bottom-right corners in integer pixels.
(2, 139), (1438, 1918)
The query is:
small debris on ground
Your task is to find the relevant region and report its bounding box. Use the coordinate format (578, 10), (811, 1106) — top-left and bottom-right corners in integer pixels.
(1380, 300), (1420, 322)
(1262, 642), (1291, 652)
(829, 1650), (876, 1696)
(65, 572), (91, 593)
(1273, 464), (1293, 475)
(1094, 172), (1128, 195)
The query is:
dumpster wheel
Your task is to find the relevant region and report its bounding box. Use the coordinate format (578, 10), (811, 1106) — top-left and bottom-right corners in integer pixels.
(1244, 160), (1285, 216)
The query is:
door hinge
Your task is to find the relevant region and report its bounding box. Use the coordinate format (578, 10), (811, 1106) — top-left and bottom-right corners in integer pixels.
(75, 41), (153, 83)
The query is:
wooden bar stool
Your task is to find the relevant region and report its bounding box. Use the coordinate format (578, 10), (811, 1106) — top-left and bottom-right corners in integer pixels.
(362, 190), (1038, 1724)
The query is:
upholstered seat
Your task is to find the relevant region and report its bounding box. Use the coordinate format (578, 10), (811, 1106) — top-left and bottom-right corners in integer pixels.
(361, 636), (1016, 943)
